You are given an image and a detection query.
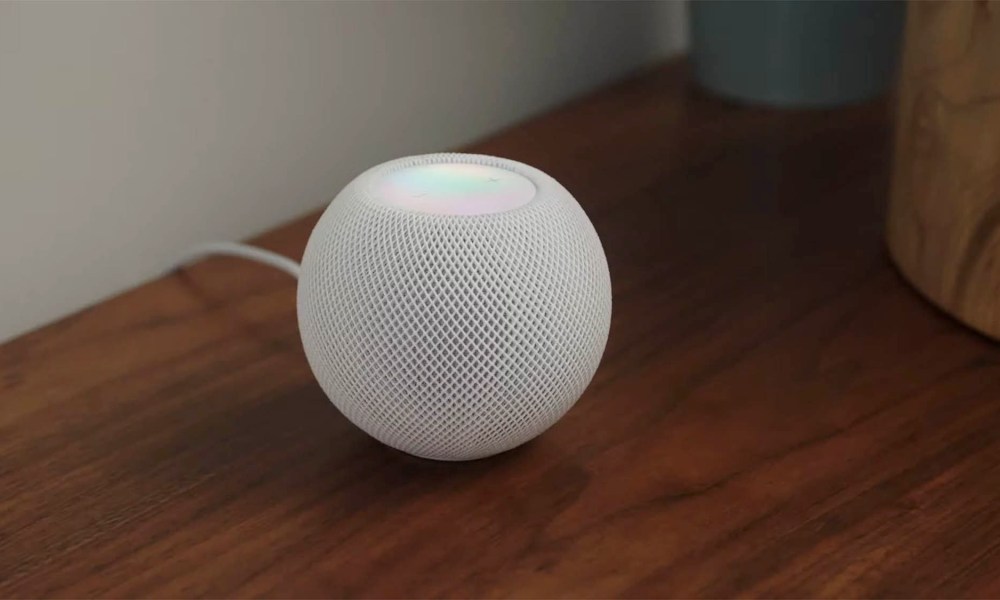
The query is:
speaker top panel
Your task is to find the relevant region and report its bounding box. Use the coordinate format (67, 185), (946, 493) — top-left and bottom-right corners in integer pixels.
(369, 161), (537, 216)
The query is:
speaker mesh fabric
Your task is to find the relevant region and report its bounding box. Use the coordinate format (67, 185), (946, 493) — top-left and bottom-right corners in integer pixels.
(297, 154), (612, 460)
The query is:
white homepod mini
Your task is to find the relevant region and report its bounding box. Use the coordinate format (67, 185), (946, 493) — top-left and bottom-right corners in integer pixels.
(183, 153), (611, 461)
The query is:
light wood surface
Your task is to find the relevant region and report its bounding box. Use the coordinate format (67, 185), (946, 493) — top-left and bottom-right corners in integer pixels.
(2, 61), (1000, 598)
(888, 0), (1000, 338)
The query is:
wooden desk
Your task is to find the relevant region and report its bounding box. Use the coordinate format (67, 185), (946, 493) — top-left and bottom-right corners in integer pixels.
(2, 61), (998, 598)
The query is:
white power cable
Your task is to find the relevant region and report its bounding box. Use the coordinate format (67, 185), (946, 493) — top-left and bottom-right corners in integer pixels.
(177, 242), (301, 279)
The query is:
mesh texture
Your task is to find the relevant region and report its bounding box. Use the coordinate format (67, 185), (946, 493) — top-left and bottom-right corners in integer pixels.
(297, 154), (611, 460)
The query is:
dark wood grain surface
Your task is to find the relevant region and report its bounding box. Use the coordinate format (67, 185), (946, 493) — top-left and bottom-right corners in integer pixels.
(2, 61), (999, 598)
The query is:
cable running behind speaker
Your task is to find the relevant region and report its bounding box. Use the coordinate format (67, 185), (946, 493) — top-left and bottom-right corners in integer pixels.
(177, 241), (301, 279)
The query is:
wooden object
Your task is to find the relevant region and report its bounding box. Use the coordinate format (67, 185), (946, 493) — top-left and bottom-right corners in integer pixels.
(2, 61), (1000, 598)
(888, 1), (1000, 338)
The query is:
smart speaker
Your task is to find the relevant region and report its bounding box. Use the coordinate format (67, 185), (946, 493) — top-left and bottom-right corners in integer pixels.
(294, 153), (612, 460)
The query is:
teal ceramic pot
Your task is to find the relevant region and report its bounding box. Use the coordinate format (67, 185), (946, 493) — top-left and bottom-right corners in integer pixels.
(689, 0), (906, 108)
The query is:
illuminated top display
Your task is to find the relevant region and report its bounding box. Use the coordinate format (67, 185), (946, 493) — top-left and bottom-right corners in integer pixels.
(371, 163), (537, 215)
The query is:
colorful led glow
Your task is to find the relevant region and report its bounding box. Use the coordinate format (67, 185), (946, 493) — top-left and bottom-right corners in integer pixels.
(372, 163), (536, 215)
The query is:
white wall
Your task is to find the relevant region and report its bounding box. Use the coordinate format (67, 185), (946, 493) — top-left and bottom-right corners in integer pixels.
(0, 1), (687, 342)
